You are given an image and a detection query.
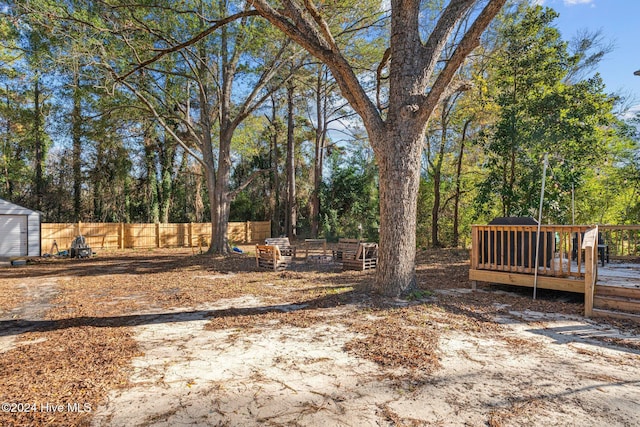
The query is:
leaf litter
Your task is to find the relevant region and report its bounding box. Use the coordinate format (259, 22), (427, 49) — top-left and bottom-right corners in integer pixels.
(0, 247), (638, 426)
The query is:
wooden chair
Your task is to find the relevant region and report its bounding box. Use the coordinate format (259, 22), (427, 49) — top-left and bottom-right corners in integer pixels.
(265, 237), (297, 259)
(332, 238), (360, 262)
(342, 242), (378, 271)
(304, 238), (327, 258)
(255, 244), (291, 271)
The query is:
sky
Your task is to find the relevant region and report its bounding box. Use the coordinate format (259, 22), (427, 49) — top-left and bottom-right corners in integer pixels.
(537, 0), (640, 115)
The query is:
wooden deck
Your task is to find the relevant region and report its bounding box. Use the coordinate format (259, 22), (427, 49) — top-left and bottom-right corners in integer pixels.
(470, 224), (640, 320)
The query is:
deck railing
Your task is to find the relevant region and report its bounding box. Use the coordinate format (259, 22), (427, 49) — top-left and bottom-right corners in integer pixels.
(582, 227), (599, 317)
(471, 225), (593, 279)
(600, 225), (640, 260)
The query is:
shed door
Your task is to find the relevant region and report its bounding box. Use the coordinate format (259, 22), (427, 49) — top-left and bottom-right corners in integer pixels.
(0, 215), (28, 257)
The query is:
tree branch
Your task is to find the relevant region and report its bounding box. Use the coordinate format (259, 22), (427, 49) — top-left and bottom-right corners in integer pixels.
(250, 0), (384, 140)
(116, 10), (260, 82)
(228, 168), (272, 200)
(376, 47), (391, 111)
(418, 0), (506, 124)
(116, 78), (205, 167)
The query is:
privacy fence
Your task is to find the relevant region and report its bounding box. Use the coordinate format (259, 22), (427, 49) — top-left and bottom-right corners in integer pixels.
(41, 221), (271, 252)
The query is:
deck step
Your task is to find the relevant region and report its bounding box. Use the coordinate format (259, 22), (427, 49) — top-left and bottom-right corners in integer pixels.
(591, 308), (640, 323)
(593, 294), (640, 314)
(595, 285), (640, 299)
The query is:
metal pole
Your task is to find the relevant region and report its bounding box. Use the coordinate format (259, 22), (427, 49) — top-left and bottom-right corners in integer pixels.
(571, 182), (575, 225)
(533, 154), (548, 300)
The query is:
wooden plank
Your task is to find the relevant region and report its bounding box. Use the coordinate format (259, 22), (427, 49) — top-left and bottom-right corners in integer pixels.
(471, 227), (478, 270)
(304, 239), (326, 257)
(591, 308), (640, 323)
(469, 269), (584, 293)
(593, 296), (640, 313)
(595, 285), (640, 299)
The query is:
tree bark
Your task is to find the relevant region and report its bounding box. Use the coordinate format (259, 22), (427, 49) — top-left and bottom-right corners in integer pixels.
(159, 130), (176, 223)
(372, 124), (424, 295)
(143, 129), (160, 223)
(310, 65), (327, 238)
(33, 77), (45, 211)
(71, 70), (82, 222)
(453, 119), (471, 247)
(269, 95), (281, 237)
(2, 85), (12, 197)
(285, 83), (297, 240)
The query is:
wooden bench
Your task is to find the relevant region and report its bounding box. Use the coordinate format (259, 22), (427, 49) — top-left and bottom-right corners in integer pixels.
(304, 238), (327, 258)
(332, 238), (360, 262)
(342, 242), (378, 271)
(265, 237), (297, 259)
(255, 244), (291, 271)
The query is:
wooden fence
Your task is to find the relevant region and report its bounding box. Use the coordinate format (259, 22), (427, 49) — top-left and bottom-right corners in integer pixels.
(41, 221), (271, 252)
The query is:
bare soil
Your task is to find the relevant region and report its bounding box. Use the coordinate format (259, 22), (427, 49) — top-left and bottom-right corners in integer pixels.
(0, 248), (638, 426)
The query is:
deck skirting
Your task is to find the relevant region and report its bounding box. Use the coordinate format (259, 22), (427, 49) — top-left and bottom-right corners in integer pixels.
(469, 269), (585, 293)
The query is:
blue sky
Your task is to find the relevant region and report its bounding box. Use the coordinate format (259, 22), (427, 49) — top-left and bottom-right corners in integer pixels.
(538, 0), (640, 115)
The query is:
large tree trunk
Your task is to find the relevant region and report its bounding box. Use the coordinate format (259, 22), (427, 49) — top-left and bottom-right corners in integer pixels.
(159, 131), (176, 223)
(372, 124), (424, 295)
(452, 119), (471, 247)
(269, 95), (281, 237)
(285, 83), (297, 240)
(71, 71), (82, 222)
(310, 65), (327, 238)
(211, 128), (232, 253)
(143, 131), (160, 223)
(33, 78), (45, 211)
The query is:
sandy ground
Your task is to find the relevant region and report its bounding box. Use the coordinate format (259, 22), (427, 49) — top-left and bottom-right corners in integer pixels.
(91, 295), (640, 427)
(1, 250), (639, 427)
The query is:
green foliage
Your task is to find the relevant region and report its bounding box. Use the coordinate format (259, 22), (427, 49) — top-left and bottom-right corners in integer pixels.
(477, 4), (615, 222)
(416, 177), (433, 248)
(404, 289), (433, 301)
(320, 150), (379, 242)
(0, 0), (636, 239)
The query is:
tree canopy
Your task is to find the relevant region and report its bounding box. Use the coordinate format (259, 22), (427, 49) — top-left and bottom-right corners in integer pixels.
(0, 0), (637, 293)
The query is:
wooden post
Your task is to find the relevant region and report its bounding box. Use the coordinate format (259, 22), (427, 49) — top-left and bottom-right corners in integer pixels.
(76, 221), (82, 236)
(582, 227), (598, 318)
(470, 226), (478, 291)
(584, 248), (594, 317)
(156, 223), (161, 248)
(188, 223), (193, 247)
(118, 223), (124, 249)
(246, 221), (251, 243)
(272, 245), (277, 272)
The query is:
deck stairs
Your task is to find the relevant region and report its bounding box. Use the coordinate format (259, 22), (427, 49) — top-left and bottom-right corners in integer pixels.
(593, 284), (640, 322)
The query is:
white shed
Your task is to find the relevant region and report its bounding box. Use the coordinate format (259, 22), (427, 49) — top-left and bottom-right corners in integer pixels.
(0, 198), (41, 258)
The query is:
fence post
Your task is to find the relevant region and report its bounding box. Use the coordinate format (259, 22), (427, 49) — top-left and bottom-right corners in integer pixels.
(156, 223), (161, 248)
(246, 221), (251, 243)
(75, 221), (82, 237)
(188, 223), (193, 247)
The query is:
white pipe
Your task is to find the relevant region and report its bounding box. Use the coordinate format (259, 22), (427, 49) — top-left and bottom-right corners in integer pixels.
(533, 154), (548, 300)
(571, 182), (575, 225)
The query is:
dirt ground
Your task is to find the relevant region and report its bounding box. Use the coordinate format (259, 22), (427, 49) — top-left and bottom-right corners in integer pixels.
(0, 247), (639, 427)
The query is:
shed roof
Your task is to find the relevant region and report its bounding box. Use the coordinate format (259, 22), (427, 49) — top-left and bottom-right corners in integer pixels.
(0, 198), (39, 216)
